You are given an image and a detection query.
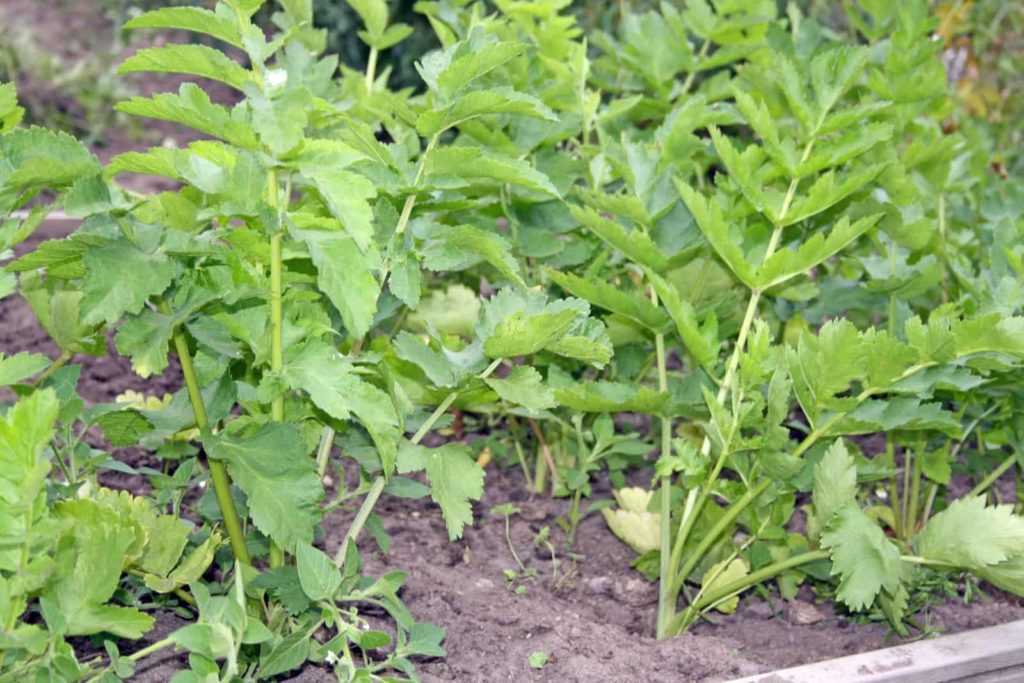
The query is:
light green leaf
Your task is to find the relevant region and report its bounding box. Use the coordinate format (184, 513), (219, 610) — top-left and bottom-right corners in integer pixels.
(675, 181), (756, 287)
(296, 544), (342, 601)
(397, 441), (484, 540)
(394, 332), (461, 388)
(554, 381), (668, 414)
(569, 205), (668, 272)
(917, 497), (1024, 571)
(123, 7), (243, 48)
(259, 630), (312, 678)
(485, 366), (556, 413)
(424, 147), (560, 197)
(302, 169), (376, 252)
(421, 224), (523, 286)
(0, 352), (50, 387)
(434, 42), (527, 97)
(811, 440), (857, 537)
(781, 165), (887, 227)
(645, 270), (718, 367)
(206, 424), (322, 552)
(757, 214), (881, 289)
(702, 558), (749, 614)
(119, 45), (253, 91)
(277, 342), (400, 473)
(417, 88), (557, 136)
(547, 269), (668, 332)
(295, 230), (380, 339)
(346, 0), (388, 40)
(601, 487), (660, 553)
(821, 502), (902, 611)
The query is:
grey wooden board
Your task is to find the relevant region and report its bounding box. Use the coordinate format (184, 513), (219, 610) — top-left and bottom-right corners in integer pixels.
(730, 619), (1024, 683)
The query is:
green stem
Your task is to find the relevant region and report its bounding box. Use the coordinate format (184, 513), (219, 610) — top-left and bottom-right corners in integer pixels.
(968, 452), (1018, 499)
(31, 350), (72, 387)
(316, 427), (336, 479)
(678, 38), (710, 99)
(365, 47), (379, 90)
(678, 550), (830, 628)
(907, 442), (923, 537)
(334, 359), (503, 565)
(652, 285), (674, 638)
(887, 437), (902, 539)
(172, 329), (250, 565)
(267, 169), (285, 570)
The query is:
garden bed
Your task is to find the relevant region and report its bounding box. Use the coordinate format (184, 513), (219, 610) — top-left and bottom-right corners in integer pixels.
(6, 220), (1024, 682)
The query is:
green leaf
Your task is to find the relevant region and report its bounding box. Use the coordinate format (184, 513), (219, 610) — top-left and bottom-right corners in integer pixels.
(554, 381), (669, 414)
(701, 558), (749, 614)
(421, 224), (523, 286)
(917, 497), (1024, 571)
(296, 544), (342, 601)
(0, 352), (50, 386)
(250, 88), (311, 156)
(301, 170), (376, 252)
(781, 165), (887, 227)
(206, 424), (323, 551)
(424, 147), (560, 197)
(393, 332), (461, 388)
(417, 88), (557, 137)
(116, 85), (258, 150)
(0, 81), (24, 131)
(119, 45), (253, 91)
(123, 7), (243, 48)
(96, 409), (154, 448)
(296, 229), (380, 339)
(346, 0), (388, 40)
(975, 555), (1024, 597)
(277, 342), (400, 473)
(0, 389), (58, 515)
(481, 294), (581, 359)
(757, 214), (881, 289)
(547, 269), (668, 332)
(809, 46), (870, 127)
(674, 181), (757, 287)
(811, 440), (858, 537)
(429, 41), (527, 97)
(81, 239), (174, 326)
(645, 270), (718, 367)
(821, 502), (902, 611)
(115, 308), (183, 378)
(485, 366), (556, 413)
(569, 205), (668, 272)
(259, 630), (312, 678)
(397, 442), (484, 540)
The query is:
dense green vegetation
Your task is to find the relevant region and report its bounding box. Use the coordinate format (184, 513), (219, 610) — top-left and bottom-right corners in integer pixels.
(1, 0), (1023, 680)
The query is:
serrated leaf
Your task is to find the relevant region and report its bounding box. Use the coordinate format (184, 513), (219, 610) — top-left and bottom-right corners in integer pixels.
(431, 41), (527, 97)
(119, 45), (253, 91)
(117, 84), (258, 150)
(206, 425), (322, 551)
(260, 630), (312, 678)
(295, 229), (380, 339)
(394, 332), (460, 388)
(811, 440), (857, 537)
(601, 488), (660, 553)
(485, 366), (555, 413)
(417, 88), (556, 136)
(397, 442), (484, 540)
(569, 205), (668, 272)
(645, 270), (718, 367)
(821, 502), (902, 611)
(346, 0), (388, 40)
(482, 305), (578, 359)
(124, 7), (243, 48)
(547, 269), (667, 332)
(781, 165), (887, 227)
(917, 497), (1024, 571)
(277, 342), (399, 473)
(421, 224), (523, 286)
(301, 169), (376, 252)
(675, 181), (757, 287)
(81, 240), (175, 326)
(96, 409), (154, 448)
(424, 147), (560, 197)
(757, 214), (880, 289)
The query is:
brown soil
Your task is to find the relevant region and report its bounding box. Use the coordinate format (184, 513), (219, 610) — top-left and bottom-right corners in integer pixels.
(3, 228), (1024, 681)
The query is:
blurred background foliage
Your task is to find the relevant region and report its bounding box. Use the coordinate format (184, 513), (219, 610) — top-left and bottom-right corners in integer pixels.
(1, 0), (1020, 168)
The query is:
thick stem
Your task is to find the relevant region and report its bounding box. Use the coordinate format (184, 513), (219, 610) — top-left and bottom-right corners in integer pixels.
(652, 285), (674, 638)
(172, 331), (250, 565)
(316, 426), (336, 479)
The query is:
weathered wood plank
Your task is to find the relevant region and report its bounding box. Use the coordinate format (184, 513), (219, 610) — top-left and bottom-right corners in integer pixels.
(730, 619), (1024, 683)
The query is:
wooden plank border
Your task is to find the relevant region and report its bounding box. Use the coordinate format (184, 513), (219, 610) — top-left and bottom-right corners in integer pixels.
(730, 619), (1024, 682)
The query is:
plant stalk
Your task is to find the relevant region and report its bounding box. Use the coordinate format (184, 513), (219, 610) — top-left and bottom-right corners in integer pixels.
(267, 169), (286, 569)
(172, 330), (250, 565)
(968, 452), (1018, 499)
(31, 350), (72, 387)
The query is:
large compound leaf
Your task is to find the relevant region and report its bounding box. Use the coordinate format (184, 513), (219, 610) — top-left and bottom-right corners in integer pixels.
(116, 84), (258, 150)
(397, 441), (484, 540)
(81, 239), (175, 326)
(123, 7), (243, 48)
(296, 230), (380, 339)
(917, 497), (1024, 571)
(810, 439), (857, 537)
(119, 45), (253, 92)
